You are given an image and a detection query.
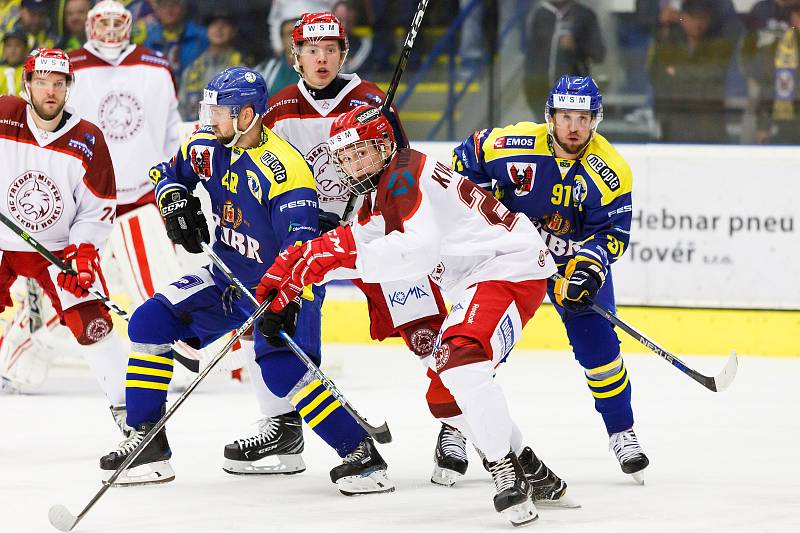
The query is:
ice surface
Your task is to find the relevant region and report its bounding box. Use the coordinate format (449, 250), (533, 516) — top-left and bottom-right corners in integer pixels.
(1, 345), (798, 533)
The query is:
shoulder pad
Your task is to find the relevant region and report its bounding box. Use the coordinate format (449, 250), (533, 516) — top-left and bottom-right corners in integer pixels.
(581, 133), (632, 196)
(481, 122), (548, 162)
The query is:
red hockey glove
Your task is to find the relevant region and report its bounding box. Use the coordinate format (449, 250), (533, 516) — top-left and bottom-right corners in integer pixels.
(256, 246), (305, 311)
(285, 224), (357, 294)
(57, 243), (101, 297)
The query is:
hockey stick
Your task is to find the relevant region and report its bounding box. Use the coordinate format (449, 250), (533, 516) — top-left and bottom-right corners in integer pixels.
(340, 0), (430, 222)
(551, 275), (738, 392)
(200, 241), (392, 444)
(47, 296), (274, 532)
(0, 211), (200, 373)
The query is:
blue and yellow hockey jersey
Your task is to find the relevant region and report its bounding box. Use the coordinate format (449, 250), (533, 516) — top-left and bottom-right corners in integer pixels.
(151, 125), (319, 288)
(452, 122), (633, 271)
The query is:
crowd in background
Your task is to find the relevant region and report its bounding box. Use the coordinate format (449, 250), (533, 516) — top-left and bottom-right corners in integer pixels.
(0, 0), (798, 144)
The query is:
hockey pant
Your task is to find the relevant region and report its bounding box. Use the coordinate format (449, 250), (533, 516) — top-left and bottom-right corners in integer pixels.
(547, 269), (634, 435)
(0, 250), (127, 404)
(425, 279), (546, 463)
(125, 266), (367, 457)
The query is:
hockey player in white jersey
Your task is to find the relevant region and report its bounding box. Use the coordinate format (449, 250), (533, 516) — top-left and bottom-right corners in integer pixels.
(257, 105), (572, 526)
(227, 10), (448, 477)
(0, 48), (129, 429)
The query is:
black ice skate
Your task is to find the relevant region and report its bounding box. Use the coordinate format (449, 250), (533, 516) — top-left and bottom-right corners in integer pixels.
(222, 412), (305, 475)
(518, 446), (580, 508)
(431, 423), (468, 486)
(487, 450), (538, 527)
(330, 437), (395, 496)
(609, 428), (649, 485)
(99, 422), (174, 486)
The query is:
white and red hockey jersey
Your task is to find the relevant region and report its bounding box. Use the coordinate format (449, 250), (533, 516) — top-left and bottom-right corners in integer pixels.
(339, 148), (557, 299)
(0, 96), (116, 251)
(264, 73), (401, 216)
(68, 43), (180, 205)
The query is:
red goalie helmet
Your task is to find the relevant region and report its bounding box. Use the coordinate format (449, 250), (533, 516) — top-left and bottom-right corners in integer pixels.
(327, 105), (396, 195)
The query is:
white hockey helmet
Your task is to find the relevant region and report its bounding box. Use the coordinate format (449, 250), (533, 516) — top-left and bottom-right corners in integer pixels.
(86, 0), (132, 58)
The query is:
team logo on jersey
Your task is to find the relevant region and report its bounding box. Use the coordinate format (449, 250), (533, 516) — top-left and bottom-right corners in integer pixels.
(506, 162), (535, 196)
(306, 142), (349, 202)
(434, 343), (451, 371)
(429, 262), (446, 284)
(573, 175), (588, 204)
(190, 146), (214, 181)
(387, 170), (415, 197)
(584, 154), (620, 191)
(97, 91), (145, 142)
(493, 135), (535, 150)
(222, 200), (243, 229)
(85, 318), (111, 342)
(7, 171), (64, 232)
(248, 173), (263, 203)
(171, 275), (204, 290)
(541, 212), (571, 236)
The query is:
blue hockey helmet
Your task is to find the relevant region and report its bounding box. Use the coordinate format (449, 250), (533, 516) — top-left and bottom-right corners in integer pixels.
(545, 75), (603, 122)
(200, 66), (268, 147)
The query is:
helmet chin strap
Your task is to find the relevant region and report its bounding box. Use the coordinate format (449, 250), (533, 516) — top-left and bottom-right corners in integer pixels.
(224, 112), (260, 148)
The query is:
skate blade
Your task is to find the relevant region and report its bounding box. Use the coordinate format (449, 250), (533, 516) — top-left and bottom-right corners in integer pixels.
(431, 465), (463, 487)
(337, 469), (395, 496)
(534, 492), (582, 509)
(630, 470), (645, 485)
(102, 460), (175, 487)
(501, 500), (538, 527)
(222, 454), (306, 475)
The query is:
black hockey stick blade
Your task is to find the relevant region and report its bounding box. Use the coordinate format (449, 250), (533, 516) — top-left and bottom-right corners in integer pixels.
(48, 504), (78, 532)
(173, 350), (200, 373)
(370, 421), (392, 444)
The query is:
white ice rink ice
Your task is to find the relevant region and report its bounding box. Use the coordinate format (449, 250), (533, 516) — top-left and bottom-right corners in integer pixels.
(2, 345), (798, 533)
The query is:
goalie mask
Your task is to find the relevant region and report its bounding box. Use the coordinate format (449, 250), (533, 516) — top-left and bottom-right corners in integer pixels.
(86, 0), (132, 60)
(328, 105), (396, 196)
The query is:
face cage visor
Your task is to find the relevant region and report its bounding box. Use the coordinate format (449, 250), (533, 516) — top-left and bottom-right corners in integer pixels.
(89, 13), (132, 49)
(331, 138), (395, 196)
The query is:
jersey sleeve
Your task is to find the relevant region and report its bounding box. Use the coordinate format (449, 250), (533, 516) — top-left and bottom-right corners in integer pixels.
(69, 130), (117, 249)
(152, 127), (214, 203)
(451, 128), (494, 189)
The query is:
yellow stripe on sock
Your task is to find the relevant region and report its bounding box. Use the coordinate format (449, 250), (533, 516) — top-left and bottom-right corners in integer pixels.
(591, 376), (630, 399)
(125, 379), (169, 391)
(586, 357), (623, 377)
(129, 353), (174, 367)
(291, 379), (322, 405)
(587, 369), (626, 388)
(127, 365), (173, 379)
(299, 389), (332, 418)
(307, 400), (342, 429)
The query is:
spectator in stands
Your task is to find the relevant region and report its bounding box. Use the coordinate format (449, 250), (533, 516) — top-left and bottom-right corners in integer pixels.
(178, 10), (242, 120)
(0, 28), (26, 95)
(56, 0), (89, 50)
(333, 0), (371, 74)
(256, 16), (298, 96)
(647, 0), (735, 143)
(12, 0), (57, 50)
(755, 0), (800, 144)
(125, 0), (156, 44)
(143, 0), (207, 79)
(0, 1), (21, 36)
(523, 0), (606, 121)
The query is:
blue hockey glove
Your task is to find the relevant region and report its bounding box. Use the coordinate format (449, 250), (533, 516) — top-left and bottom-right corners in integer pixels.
(318, 209), (342, 235)
(554, 255), (606, 311)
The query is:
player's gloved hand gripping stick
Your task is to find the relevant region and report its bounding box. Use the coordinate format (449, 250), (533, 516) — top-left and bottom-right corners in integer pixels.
(551, 272), (738, 392)
(199, 240), (392, 444)
(0, 210), (201, 372)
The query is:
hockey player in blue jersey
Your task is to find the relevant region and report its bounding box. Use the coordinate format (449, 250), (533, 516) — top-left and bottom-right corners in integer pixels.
(98, 67), (393, 495)
(450, 75), (649, 484)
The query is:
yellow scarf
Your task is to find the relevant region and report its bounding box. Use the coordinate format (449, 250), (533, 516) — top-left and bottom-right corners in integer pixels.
(773, 29), (799, 121)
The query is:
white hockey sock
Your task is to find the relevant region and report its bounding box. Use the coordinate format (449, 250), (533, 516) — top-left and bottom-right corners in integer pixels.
(80, 332), (128, 406)
(239, 339), (294, 417)
(439, 360), (514, 463)
(511, 420), (524, 455)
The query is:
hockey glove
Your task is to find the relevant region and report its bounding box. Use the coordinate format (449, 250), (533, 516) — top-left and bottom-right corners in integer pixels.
(554, 255), (606, 311)
(318, 209), (343, 234)
(284, 224), (357, 295)
(57, 243), (101, 297)
(158, 187), (209, 254)
(256, 295), (302, 347)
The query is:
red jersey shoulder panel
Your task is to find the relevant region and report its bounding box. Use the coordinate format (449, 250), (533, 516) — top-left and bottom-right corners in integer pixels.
(0, 96), (29, 138)
(52, 120), (116, 200)
(375, 148), (426, 234)
(264, 84), (304, 127)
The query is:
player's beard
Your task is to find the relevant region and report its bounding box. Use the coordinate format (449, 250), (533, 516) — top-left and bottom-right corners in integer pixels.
(553, 130), (590, 156)
(30, 96), (66, 122)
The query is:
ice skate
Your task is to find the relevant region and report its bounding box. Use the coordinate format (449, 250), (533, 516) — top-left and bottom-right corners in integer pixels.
(330, 437), (394, 496)
(610, 428), (649, 485)
(487, 450), (538, 527)
(223, 412), (305, 475)
(518, 446), (580, 508)
(431, 423), (468, 486)
(100, 422), (174, 486)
